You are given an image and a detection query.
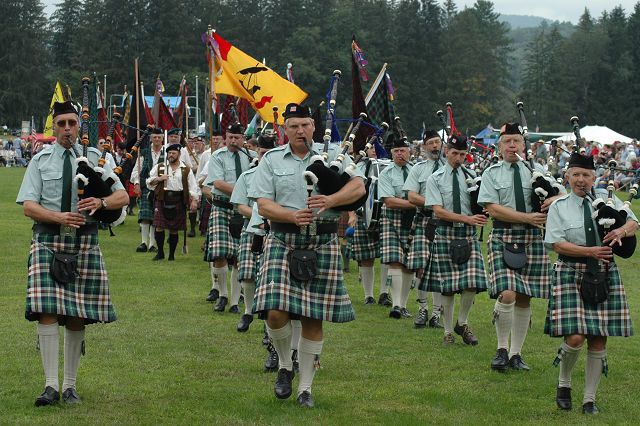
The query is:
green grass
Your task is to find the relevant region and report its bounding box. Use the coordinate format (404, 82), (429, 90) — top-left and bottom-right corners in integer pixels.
(0, 167), (639, 424)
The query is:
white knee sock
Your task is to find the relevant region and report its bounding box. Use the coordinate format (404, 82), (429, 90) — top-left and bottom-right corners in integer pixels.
(509, 305), (531, 358)
(494, 300), (514, 350)
(431, 292), (442, 316)
(267, 322), (293, 371)
(290, 320), (302, 356)
(360, 266), (374, 299)
(388, 268), (402, 307)
(417, 290), (429, 310)
(457, 290), (476, 326)
(209, 263), (219, 291)
(379, 263), (390, 294)
(141, 223), (150, 245)
(148, 225), (157, 248)
(62, 328), (85, 391)
(297, 337), (324, 396)
(230, 267), (241, 306)
(441, 295), (455, 334)
(400, 272), (414, 308)
(212, 266), (228, 297)
(241, 280), (255, 315)
(38, 323), (59, 391)
(584, 349), (606, 404)
(558, 342), (582, 388)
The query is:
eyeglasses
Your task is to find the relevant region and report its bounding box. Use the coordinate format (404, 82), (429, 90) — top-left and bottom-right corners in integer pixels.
(56, 119), (78, 128)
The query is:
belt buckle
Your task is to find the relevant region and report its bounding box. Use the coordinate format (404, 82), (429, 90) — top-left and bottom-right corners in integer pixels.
(453, 222), (464, 228)
(61, 225), (76, 237)
(308, 221), (317, 236)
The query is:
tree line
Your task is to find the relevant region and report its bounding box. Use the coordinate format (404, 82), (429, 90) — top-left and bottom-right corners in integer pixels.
(2, 0), (640, 138)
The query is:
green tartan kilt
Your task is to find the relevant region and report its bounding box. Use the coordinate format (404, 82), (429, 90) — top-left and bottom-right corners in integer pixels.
(419, 225), (488, 294)
(544, 261), (633, 337)
(238, 232), (260, 282)
(487, 228), (551, 299)
(380, 207), (411, 266)
(203, 205), (239, 262)
(137, 186), (154, 223)
(253, 230), (355, 323)
(406, 214), (430, 270)
(25, 233), (116, 324)
(351, 216), (379, 261)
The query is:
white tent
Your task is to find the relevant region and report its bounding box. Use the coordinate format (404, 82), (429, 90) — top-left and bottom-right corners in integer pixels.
(558, 125), (633, 145)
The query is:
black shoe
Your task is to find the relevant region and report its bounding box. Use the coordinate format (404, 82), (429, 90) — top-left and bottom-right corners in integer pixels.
(428, 314), (444, 329)
(400, 307), (412, 318)
(136, 243), (148, 253)
(237, 314), (253, 332)
(206, 288), (219, 302)
(228, 305), (240, 314)
(148, 246), (157, 253)
(264, 345), (279, 372)
(509, 354), (530, 371)
(188, 230), (196, 238)
(35, 386), (60, 406)
(152, 252), (164, 261)
(378, 293), (392, 307)
(297, 391), (314, 408)
(292, 349), (299, 373)
(556, 387), (572, 410)
(62, 388), (81, 405)
(389, 306), (402, 319)
(582, 402), (599, 415)
(454, 322), (479, 346)
(491, 348), (510, 372)
(274, 368), (295, 399)
(414, 307), (428, 328)
(213, 296), (228, 312)
(364, 296), (376, 305)
(262, 329), (270, 347)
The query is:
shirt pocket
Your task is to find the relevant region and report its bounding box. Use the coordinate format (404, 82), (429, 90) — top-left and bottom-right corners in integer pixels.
(41, 169), (62, 200)
(495, 182), (513, 202)
(391, 175), (405, 197)
(563, 222), (584, 244)
(273, 168), (297, 192)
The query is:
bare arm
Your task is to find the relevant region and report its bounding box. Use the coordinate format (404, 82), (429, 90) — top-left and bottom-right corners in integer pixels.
(384, 197), (415, 210)
(432, 205), (487, 226)
(407, 190), (425, 208)
(485, 202), (546, 226)
(553, 241), (613, 262)
(238, 204), (253, 218)
(213, 180), (234, 196)
(307, 177), (366, 213)
(257, 198), (313, 226)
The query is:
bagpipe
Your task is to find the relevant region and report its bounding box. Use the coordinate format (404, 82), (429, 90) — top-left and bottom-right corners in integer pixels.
(74, 77), (124, 225)
(515, 101), (563, 213)
(570, 116), (637, 258)
(302, 70), (367, 211)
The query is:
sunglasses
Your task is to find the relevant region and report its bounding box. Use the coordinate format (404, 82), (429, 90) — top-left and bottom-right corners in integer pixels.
(56, 119), (78, 127)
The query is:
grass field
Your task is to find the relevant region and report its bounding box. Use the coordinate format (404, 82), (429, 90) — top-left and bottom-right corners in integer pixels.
(0, 167), (639, 425)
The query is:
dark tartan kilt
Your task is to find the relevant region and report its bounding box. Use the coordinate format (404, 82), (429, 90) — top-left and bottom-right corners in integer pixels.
(203, 205), (239, 262)
(253, 230), (355, 323)
(199, 195), (211, 235)
(406, 214), (430, 270)
(153, 199), (186, 231)
(351, 216), (379, 261)
(487, 228), (551, 299)
(137, 186), (154, 223)
(545, 261), (632, 337)
(419, 225), (488, 294)
(238, 232), (260, 282)
(380, 207), (411, 266)
(26, 233), (116, 324)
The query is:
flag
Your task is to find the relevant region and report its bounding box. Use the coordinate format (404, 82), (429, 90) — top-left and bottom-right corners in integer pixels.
(351, 37), (374, 153)
(286, 63), (294, 83)
(219, 95), (236, 137)
(174, 76), (189, 139)
(86, 76), (101, 147)
(312, 101), (324, 142)
(351, 39), (369, 82)
(126, 60), (150, 149)
(151, 77), (177, 131)
(245, 112), (259, 137)
(43, 81), (68, 137)
(237, 98), (249, 127)
(202, 31), (308, 124)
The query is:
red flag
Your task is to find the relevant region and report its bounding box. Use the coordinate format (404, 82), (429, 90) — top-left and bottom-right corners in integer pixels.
(237, 98), (249, 127)
(219, 95), (236, 137)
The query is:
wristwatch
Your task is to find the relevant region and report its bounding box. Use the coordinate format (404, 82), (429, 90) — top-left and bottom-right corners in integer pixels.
(100, 198), (108, 210)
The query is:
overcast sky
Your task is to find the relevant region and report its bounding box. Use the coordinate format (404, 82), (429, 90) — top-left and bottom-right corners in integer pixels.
(41, 0), (639, 23)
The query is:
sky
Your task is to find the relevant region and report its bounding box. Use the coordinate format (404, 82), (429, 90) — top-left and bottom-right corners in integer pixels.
(41, 0), (639, 23)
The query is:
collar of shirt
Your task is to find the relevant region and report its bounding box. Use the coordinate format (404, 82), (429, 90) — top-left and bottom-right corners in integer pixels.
(569, 191), (589, 207)
(282, 141), (320, 160)
(53, 142), (78, 159)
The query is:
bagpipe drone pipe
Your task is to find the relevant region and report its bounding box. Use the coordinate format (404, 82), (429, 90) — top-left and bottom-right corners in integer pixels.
(74, 77), (124, 225)
(569, 115), (637, 258)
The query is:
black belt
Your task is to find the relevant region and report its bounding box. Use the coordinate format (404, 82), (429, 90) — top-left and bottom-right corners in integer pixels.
(164, 190), (183, 202)
(417, 209), (433, 218)
(271, 222), (338, 235)
(211, 197), (233, 210)
(33, 223), (99, 236)
(558, 255), (590, 265)
(492, 220), (536, 230)
(436, 220), (467, 227)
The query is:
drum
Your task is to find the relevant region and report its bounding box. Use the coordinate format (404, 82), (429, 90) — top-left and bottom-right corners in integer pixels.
(363, 159), (390, 230)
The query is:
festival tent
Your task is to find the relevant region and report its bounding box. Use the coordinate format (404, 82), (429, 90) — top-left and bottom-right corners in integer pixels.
(558, 125), (633, 145)
(475, 125), (498, 145)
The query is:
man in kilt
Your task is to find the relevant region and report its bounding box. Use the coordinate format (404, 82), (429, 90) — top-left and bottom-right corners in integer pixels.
(16, 101), (129, 406)
(545, 153), (638, 414)
(203, 123), (256, 312)
(230, 133), (276, 331)
(146, 143), (198, 261)
(477, 122), (558, 372)
(197, 130), (224, 237)
(378, 137), (416, 318)
(422, 135), (487, 345)
(131, 127), (165, 253)
(351, 144), (389, 305)
(248, 103), (365, 408)
(404, 129), (444, 328)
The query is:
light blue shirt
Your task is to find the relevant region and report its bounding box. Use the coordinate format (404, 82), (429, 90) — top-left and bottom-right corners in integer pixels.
(230, 167), (257, 208)
(425, 163), (476, 217)
(205, 146), (256, 197)
(378, 162), (412, 199)
(477, 160), (533, 211)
